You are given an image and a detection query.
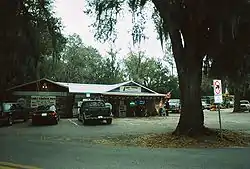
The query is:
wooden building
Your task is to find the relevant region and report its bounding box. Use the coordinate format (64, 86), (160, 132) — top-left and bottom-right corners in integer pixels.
(6, 78), (165, 118)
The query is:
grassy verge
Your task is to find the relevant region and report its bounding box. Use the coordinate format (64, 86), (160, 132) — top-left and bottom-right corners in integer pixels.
(92, 129), (250, 148)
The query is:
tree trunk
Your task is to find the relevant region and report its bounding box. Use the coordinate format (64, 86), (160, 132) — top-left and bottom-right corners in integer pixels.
(233, 86), (241, 112)
(173, 59), (204, 136)
(167, 23), (205, 136)
(151, 0), (205, 136)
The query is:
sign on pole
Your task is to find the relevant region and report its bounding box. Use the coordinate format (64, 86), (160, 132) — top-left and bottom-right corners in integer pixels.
(213, 79), (223, 138)
(213, 79), (223, 104)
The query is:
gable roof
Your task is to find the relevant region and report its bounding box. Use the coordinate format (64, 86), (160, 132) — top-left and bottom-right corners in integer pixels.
(7, 78), (164, 96)
(57, 80), (159, 94)
(112, 81), (158, 94)
(6, 78), (68, 91)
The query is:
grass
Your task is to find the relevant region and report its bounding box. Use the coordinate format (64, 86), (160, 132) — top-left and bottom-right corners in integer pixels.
(92, 129), (250, 148)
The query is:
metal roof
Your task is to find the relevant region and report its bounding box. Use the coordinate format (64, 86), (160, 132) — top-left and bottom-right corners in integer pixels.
(102, 92), (165, 97)
(7, 78), (165, 97)
(56, 81), (159, 94)
(56, 82), (118, 94)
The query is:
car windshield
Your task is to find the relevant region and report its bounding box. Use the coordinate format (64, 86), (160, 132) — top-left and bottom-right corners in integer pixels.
(169, 99), (180, 104)
(85, 101), (105, 107)
(240, 101), (249, 104)
(2, 103), (13, 111)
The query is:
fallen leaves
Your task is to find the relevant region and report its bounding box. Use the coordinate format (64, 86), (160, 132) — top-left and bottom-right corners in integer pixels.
(92, 129), (250, 148)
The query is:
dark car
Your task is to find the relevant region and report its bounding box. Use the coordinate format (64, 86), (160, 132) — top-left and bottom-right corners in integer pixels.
(78, 100), (112, 125)
(32, 105), (60, 125)
(0, 102), (29, 126)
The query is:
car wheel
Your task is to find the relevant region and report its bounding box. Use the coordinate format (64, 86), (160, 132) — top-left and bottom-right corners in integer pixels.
(32, 121), (36, 126)
(54, 119), (58, 125)
(106, 119), (112, 125)
(23, 117), (28, 122)
(78, 114), (82, 122)
(82, 117), (86, 125)
(7, 116), (13, 126)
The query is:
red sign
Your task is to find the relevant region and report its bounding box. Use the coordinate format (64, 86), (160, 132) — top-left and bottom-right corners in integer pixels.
(214, 81), (221, 94)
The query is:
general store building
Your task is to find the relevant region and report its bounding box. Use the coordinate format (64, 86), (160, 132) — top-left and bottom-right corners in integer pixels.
(6, 78), (165, 117)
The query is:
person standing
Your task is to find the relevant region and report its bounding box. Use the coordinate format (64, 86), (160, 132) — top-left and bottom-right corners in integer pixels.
(159, 100), (163, 116)
(165, 99), (170, 116)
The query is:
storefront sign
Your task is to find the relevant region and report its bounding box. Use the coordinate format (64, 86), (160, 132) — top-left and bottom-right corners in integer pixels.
(31, 96), (56, 108)
(120, 86), (141, 93)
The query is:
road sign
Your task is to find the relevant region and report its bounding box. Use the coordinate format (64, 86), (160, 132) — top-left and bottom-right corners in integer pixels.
(213, 79), (223, 104)
(212, 79), (223, 138)
(213, 80), (222, 95)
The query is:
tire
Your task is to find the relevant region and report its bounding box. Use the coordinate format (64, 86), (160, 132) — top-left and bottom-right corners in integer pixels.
(32, 121), (36, 126)
(7, 116), (13, 126)
(78, 114), (82, 122)
(106, 119), (112, 125)
(23, 116), (28, 122)
(54, 119), (58, 125)
(82, 117), (86, 125)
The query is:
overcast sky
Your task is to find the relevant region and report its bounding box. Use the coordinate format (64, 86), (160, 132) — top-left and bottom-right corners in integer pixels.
(53, 0), (166, 56)
(53, 0), (177, 75)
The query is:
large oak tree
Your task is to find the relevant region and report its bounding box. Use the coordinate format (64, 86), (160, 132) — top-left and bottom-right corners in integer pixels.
(85, 0), (250, 136)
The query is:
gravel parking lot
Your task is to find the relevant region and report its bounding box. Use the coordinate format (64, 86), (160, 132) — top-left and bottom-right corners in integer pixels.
(2, 108), (249, 138)
(1, 108), (250, 169)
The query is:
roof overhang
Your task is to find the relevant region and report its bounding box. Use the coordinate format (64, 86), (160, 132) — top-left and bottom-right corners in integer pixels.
(102, 92), (165, 97)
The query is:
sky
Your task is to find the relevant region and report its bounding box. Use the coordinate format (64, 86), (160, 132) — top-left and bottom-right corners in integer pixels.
(53, 0), (177, 75)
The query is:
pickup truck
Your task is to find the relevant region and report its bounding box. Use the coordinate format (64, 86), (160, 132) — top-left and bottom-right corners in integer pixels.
(78, 100), (112, 125)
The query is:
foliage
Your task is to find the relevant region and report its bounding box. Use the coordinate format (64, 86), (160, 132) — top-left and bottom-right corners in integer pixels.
(201, 74), (213, 96)
(40, 34), (124, 84)
(0, 0), (66, 91)
(123, 51), (179, 96)
(98, 49), (125, 84)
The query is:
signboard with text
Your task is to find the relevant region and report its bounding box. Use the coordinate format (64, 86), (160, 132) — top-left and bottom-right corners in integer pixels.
(120, 86), (141, 93)
(30, 96), (56, 108)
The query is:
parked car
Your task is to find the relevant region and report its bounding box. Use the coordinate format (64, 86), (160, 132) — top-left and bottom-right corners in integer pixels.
(202, 101), (210, 110)
(32, 105), (60, 125)
(78, 100), (112, 125)
(0, 102), (29, 126)
(168, 99), (181, 113)
(9, 103), (29, 122)
(0, 102), (13, 126)
(240, 100), (250, 112)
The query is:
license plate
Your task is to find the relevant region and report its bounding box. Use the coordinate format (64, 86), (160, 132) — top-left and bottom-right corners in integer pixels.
(98, 116), (103, 119)
(41, 113), (47, 116)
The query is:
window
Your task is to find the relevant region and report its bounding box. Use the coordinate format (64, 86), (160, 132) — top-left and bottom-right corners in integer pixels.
(3, 103), (13, 111)
(49, 105), (56, 111)
(240, 101), (249, 104)
(84, 101), (105, 107)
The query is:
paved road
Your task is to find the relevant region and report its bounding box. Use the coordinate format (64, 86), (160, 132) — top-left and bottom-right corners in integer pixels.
(0, 110), (250, 169)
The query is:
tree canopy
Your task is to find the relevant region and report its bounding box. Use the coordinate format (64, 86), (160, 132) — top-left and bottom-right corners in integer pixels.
(40, 33), (178, 95)
(0, 0), (66, 91)
(85, 0), (250, 136)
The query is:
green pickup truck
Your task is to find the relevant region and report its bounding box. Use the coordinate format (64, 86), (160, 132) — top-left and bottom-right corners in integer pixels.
(77, 100), (113, 125)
